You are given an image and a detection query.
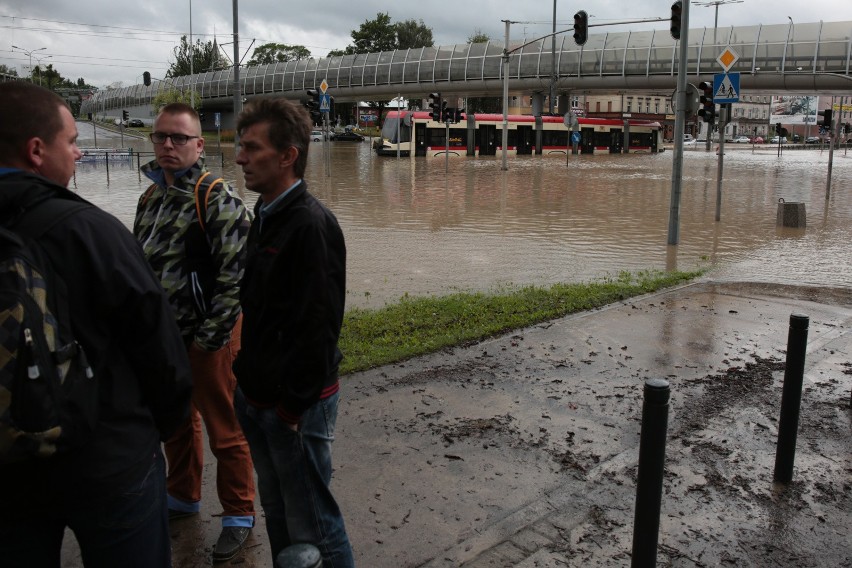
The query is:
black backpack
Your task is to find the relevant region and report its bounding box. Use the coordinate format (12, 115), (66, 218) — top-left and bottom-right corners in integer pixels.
(0, 198), (96, 463)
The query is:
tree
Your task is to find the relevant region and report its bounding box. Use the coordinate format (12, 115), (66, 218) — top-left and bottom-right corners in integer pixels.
(468, 29), (490, 44)
(395, 19), (433, 49)
(0, 64), (17, 76)
(167, 35), (225, 77)
(152, 87), (200, 111)
(247, 43), (311, 66)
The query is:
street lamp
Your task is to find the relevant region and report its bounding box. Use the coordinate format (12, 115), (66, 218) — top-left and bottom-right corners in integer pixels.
(11, 45), (46, 80)
(33, 54), (52, 86)
(694, 1), (744, 44)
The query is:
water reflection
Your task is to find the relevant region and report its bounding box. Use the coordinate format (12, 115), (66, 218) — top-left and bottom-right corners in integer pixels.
(73, 126), (852, 309)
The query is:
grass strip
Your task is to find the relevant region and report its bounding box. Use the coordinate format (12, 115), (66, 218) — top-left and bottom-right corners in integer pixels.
(339, 269), (702, 375)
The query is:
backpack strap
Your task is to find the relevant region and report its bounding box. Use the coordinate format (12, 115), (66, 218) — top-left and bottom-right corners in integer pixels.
(193, 172), (223, 233)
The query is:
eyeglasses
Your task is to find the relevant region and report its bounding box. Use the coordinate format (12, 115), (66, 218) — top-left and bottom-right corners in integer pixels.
(149, 132), (200, 145)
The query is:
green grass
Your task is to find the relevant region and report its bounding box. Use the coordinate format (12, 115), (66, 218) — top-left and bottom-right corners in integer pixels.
(338, 269), (703, 375)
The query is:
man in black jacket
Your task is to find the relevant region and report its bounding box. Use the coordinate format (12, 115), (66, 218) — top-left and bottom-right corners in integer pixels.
(233, 98), (354, 566)
(0, 83), (192, 567)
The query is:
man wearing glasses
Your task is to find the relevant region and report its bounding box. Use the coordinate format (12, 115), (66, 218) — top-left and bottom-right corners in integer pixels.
(134, 103), (255, 562)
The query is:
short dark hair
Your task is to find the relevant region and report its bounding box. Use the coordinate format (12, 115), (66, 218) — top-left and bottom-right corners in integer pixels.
(0, 83), (69, 162)
(237, 98), (311, 178)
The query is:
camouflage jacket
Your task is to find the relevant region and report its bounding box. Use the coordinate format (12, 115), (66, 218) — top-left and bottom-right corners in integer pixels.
(135, 159), (250, 351)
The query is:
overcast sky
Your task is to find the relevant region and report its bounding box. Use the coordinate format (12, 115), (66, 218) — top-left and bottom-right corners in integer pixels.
(3, 1), (852, 89)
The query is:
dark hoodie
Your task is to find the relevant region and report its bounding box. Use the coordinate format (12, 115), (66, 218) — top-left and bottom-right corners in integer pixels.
(0, 171), (192, 512)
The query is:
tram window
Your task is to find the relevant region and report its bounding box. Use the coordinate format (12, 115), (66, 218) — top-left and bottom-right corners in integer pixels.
(594, 131), (610, 147)
(426, 128), (446, 147)
(380, 119), (411, 143)
(448, 130), (466, 147)
(542, 130), (569, 147)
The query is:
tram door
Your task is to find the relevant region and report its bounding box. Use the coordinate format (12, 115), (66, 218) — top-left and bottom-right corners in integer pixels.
(414, 123), (427, 157)
(581, 128), (595, 154)
(517, 126), (534, 155)
(609, 129), (623, 153)
(478, 125), (497, 156)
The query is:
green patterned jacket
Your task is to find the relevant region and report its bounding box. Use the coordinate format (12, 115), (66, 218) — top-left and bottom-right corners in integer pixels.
(135, 159), (250, 351)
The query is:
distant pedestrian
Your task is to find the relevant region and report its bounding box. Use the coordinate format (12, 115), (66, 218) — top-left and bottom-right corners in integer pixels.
(135, 103), (255, 562)
(232, 98), (355, 567)
(0, 82), (192, 567)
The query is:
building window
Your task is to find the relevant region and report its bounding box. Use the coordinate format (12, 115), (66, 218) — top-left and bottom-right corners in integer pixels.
(626, 97), (633, 112)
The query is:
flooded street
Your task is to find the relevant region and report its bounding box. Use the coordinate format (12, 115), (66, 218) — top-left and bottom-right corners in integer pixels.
(74, 124), (852, 309)
(72, 127), (852, 306)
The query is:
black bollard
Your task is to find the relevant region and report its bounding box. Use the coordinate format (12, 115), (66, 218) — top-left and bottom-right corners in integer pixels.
(773, 313), (809, 483)
(275, 543), (322, 568)
(631, 378), (670, 568)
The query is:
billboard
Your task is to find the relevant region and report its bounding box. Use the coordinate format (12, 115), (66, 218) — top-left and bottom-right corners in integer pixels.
(769, 96), (818, 125)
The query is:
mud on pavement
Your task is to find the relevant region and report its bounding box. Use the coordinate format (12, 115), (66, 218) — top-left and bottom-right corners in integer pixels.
(333, 281), (852, 568)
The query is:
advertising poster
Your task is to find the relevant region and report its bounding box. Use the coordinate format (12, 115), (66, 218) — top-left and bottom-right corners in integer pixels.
(358, 108), (380, 128)
(769, 96), (818, 125)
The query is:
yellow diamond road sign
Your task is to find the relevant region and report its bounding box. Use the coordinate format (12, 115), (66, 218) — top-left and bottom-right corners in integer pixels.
(717, 47), (739, 72)
(320, 79), (328, 94)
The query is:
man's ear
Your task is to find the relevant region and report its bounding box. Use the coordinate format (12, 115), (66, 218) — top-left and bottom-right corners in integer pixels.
(23, 137), (46, 171)
(279, 146), (298, 170)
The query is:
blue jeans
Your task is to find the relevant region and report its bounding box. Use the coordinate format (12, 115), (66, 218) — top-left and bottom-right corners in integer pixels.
(234, 387), (354, 568)
(0, 450), (170, 568)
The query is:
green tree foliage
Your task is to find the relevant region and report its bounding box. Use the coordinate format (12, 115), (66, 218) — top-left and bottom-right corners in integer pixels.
(247, 43), (311, 66)
(468, 29), (490, 44)
(395, 19), (433, 49)
(151, 87), (200, 111)
(168, 35), (224, 77)
(0, 64), (17, 76)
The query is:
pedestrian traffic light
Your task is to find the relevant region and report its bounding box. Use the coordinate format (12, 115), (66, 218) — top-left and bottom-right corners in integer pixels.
(818, 109), (833, 129)
(429, 93), (442, 122)
(775, 122), (782, 134)
(697, 81), (715, 124)
(442, 106), (453, 123)
(143, 71), (151, 86)
(122, 109), (129, 122)
(305, 89), (321, 123)
(453, 107), (464, 123)
(670, 1), (683, 40)
(573, 10), (589, 46)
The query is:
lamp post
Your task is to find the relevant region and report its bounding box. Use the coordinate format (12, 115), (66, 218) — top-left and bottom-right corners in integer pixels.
(11, 45), (46, 81)
(33, 54), (52, 86)
(694, 1), (744, 44)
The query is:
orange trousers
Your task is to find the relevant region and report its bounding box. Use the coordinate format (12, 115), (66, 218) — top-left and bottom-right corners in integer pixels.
(164, 317), (255, 517)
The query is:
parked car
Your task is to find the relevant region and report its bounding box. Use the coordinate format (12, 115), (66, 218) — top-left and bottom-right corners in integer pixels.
(769, 136), (788, 144)
(805, 136), (822, 144)
(311, 130), (325, 142)
(127, 118), (144, 127)
(683, 138), (697, 146)
(333, 131), (365, 142)
(732, 135), (751, 143)
(683, 134), (694, 143)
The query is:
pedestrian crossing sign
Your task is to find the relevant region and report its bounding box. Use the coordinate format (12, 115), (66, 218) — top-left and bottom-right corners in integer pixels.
(713, 72), (740, 104)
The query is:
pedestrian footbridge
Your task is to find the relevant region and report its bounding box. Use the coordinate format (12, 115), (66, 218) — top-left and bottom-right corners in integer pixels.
(82, 20), (852, 123)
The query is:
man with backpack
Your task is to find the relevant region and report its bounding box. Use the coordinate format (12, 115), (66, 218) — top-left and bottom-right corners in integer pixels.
(134, 103), (255, 562)
(0, 84), (192, 565)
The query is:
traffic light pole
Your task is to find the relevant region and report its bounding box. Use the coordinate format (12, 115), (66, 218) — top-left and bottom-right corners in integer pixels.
(826, 97), (837, 200)
(667, 0), (690, 245)
(715, 104), (728, 222)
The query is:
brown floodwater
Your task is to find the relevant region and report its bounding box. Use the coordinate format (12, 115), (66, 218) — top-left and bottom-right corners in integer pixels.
(73, 125), (852, 309)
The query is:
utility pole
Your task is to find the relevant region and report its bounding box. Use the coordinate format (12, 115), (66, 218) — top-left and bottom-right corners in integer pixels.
(668, 0), (690, 245)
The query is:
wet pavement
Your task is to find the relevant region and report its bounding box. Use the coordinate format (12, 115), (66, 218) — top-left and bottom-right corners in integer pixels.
(61, 279), (851, 566)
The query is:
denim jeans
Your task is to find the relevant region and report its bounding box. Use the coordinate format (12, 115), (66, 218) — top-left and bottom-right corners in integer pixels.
(234, 387), (354, 568)
(0, 450), (170, 568)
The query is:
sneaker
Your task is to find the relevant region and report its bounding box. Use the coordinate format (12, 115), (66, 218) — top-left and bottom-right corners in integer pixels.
(168, 509), (198, 521)
(212, 526), (251, 562)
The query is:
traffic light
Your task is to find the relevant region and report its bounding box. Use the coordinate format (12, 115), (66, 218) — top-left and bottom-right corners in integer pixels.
(305, 89), (321, 123)
(453, 107), (464, 123)
(818, 109), (833, 129)
(122, 109), (129, 122)
(573, 11), (588, 46)
(697, 81), (715, 124)
(429, 93), (442, 122)
(670, 1), (683, 40)
(442, 106), (453, 123)
(775, 122), (782, 134)
(143, 71), (151, 86)
(198, 112), (205, 122)
(845, 123), (851, 134)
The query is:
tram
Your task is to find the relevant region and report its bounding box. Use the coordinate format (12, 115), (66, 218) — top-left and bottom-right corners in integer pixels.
(375, 111), (663, 157)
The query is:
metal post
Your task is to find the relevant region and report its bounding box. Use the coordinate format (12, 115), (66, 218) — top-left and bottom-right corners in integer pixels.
(773, 313), (809, 484)
(826, 96), (836, 200)
(445, 121), (450, 173)
(232, 0), (242, 147)
(631, 378), (671, 568)
(715, 104), (727, 222)
(550, 0), (556, 115)
(667, 0), (690, 245)
(501, 20), (511, 171)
